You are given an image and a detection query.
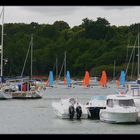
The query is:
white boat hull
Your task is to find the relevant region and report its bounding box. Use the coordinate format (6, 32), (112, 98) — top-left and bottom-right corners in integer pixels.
(100, 110), (138, 123)
(52, 102), (88, 119)
(0, 91), (12, 99)
(11, 88), (45, 99)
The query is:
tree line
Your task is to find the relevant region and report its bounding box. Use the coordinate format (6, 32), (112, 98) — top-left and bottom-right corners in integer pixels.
(0, 17), (140, 80)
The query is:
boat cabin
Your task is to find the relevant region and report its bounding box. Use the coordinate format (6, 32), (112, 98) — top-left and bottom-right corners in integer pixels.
(106, 95), (135, 108)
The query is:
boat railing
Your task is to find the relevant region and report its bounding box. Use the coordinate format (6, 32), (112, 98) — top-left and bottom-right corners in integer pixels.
(128, 84), (140, 96)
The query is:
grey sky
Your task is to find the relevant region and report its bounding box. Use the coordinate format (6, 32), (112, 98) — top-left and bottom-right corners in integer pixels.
(0, 6), (140, 27)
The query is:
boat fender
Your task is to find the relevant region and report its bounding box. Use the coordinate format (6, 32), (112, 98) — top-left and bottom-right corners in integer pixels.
(69, 105), (75, 119)
(76, 106), (82, 119)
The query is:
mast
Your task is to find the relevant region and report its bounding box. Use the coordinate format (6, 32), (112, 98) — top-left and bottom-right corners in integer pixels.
(64, 51), (66, 79)
(138, 32), (140, 78)
(56, 57), (58, 81)
(1, 7), (4, 77)
(21, 35), (32, 78)
(113, 60), (116, 81)
(30, 34), (33, 80)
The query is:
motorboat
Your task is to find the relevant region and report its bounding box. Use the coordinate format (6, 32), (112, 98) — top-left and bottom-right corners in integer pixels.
(100, 94), (138, 123)
(52, 98), (88, 119)
(86, 95), (106, 119)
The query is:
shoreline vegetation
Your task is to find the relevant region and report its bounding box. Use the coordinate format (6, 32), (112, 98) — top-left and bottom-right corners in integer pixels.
(0, 17), (139, 80)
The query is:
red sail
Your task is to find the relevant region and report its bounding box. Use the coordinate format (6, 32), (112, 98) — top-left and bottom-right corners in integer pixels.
(83, 71), (90, 87)
(99, 70), (107, 87)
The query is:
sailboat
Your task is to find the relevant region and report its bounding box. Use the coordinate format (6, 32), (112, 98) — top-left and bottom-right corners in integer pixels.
(99, 70), (107, 88)
(0, 7), (12, 99)
(46, 71), (54, 88)
(66, 70), (71, 88)
(10, 35), (45, 99)
(82, 71), (90, 88)
(124, 31), (140, 113)
(57, 51), (68, 87)
(116, 70), (126, 89)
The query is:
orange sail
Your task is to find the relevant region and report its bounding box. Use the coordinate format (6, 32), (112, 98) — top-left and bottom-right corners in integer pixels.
(99, 70), (107, 87)
(83, 71), (90, 87)
(45, 76), (49, 86)
(64, 77), (66, 85)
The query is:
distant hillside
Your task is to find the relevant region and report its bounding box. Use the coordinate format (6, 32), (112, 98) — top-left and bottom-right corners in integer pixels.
(0, 17), (139, 79)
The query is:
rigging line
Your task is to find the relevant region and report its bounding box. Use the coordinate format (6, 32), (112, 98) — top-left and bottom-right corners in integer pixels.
(131, 48), (135, 80)
(58, 58), (64, 80)
(20, 38), (32, 77)
(0, 7), (4, 19)
(125, 35), (138, 76)
(133, 62), (137, 79)
(53, 61), (56, 72)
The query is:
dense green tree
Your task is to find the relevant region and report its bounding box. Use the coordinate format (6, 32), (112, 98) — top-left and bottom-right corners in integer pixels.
(0, 17), (139, 80)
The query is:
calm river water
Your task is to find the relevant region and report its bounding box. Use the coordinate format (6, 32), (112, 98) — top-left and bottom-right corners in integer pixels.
(0, 84), (140, 134)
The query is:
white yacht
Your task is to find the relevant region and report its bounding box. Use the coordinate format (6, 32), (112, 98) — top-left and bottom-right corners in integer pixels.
(52, 98), (88, 119)
(86, 95), (106, 119)
(10, 80), (45, 99)
(100, 94), (138, 123)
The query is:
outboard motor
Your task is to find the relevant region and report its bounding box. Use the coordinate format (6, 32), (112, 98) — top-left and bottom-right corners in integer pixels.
(69, 105), (75, 119)
(76, 106), (82, 119)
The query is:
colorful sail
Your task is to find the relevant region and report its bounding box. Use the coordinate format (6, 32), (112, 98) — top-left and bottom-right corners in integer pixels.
(49, 71), (54, 87)
(99, 70), (107, 87)
(66, 70), (71, 87)
(83, 71), (90, 87)
(64, 77), (66, 85)
(120, 70), (125, 86)
(116, 70), (125, 88)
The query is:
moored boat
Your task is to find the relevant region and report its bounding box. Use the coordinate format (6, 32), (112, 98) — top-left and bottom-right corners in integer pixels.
(52, 98), (88, 119)
(86, 95), (106, 119)
(11, 80), (45, 99)
(100, 94), (138, 123)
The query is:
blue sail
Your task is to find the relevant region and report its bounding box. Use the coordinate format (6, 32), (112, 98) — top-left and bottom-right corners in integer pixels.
(120, 70), (125, 86)
(49, 71), (54, 87)
(66, 70), (71, 87)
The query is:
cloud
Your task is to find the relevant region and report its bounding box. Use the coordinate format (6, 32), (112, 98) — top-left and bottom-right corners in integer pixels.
(21, 6), (78, 16)
(1, 6), (140, 28)
(101, 6), (136, 10)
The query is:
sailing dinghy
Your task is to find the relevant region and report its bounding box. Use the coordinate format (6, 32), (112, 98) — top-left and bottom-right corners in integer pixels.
(82, 71), (90, 88)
